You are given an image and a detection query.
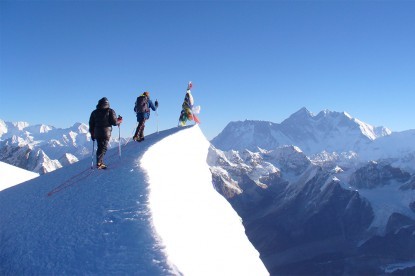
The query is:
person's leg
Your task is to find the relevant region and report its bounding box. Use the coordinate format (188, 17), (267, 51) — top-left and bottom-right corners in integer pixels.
(134, 114), (144, 140)
(133, 122), (139, 139)
(138, 118), (146, 140)
(134, 119), (145, 141)
(96, 138), (109, 166)
(133, 124), (140, 139)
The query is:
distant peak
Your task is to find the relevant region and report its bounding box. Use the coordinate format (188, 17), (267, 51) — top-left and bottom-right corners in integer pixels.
(282, 107), (313, 124)
(315, 109), (334, 118)
(71, 122), (89, 133)
(291, 107), (313, 118)
(72, 122), (87, 128)
(72, 122), (83, 127)
(315, 109), (354, 121)
(343, 111), (353, 119)
(12, 121), (30, 130)
(296, 107), (312, 115)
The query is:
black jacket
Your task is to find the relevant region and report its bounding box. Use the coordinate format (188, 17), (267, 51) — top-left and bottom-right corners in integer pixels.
(89, 98), (118, 139)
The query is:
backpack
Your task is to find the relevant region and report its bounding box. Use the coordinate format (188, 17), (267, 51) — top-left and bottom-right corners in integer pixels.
(134, 95), (149, 113)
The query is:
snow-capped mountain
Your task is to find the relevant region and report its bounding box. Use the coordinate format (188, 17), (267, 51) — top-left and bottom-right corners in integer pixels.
(0, 125), (268, 275)
(0, 119), (122, 174)
(208, 108), (415, 275)
(209, 146), (415, 274)
(359, 129), (415, 173)
(211, 107), (392, 154)
(3, 108), (415, 274)
(210, 108), (415, 174)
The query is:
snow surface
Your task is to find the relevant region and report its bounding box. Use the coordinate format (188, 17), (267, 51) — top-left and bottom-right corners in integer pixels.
(0, 125), (268, 275)
(384, 261), (415, 273)
(0, 161), (39, 191)
(142, 126), (268, 276)
(358, 181), (415, 234)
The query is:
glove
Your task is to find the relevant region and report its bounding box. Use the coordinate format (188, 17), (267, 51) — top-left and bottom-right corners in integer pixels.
(90, 130), (95, 141)
(117, 115), (123, 124)
(155, 100), (159, 108)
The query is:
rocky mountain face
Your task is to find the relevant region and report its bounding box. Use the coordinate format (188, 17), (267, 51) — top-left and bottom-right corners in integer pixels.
(0, 120), (121, 174)
(209, 108), (415, 275)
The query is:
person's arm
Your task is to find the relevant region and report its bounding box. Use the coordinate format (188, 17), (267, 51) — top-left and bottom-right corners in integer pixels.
(109, 109), (118, 126)
(89, 111), (95, 140)
(149, 100), (158, 111)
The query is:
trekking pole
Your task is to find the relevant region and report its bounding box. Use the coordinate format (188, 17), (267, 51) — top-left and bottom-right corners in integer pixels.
(156, 110), (159, 134)
(117, 115), (122, 158)
(118, 125), (121, 158)
(91, 140), (95, 169)
(156, 99), (159, 134)
(125, 122), (138, 145)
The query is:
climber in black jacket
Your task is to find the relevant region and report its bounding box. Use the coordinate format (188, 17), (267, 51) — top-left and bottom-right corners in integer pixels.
(89, 97), (122, 169)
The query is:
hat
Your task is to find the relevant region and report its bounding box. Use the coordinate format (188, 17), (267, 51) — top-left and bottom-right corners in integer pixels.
(97, 97), (109, 108)
(99, 97), (108, 104)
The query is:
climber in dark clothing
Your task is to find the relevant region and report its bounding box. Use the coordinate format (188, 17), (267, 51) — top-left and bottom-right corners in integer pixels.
(89, 97), (122, 169)
(133, 91), (158, 142)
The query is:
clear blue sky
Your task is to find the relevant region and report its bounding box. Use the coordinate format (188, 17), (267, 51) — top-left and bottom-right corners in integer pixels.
(1, 0), (414, 140)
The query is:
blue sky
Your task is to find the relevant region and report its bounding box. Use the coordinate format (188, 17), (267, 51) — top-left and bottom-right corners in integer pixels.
(1, 0), (414, 140)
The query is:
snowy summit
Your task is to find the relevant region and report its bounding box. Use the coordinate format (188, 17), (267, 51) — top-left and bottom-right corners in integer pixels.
(0, 125), (268, 275)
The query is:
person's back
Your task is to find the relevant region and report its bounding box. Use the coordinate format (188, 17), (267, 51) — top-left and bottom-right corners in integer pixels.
(133, 91), (158, 142)
(91, 108), (113, 137)
(89, 97), (121, 169)
(135, 94), (150, 114)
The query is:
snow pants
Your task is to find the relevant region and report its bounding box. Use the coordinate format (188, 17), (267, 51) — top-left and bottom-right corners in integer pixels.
(134, 118), (147, 139)
(96, 137), (109, 165)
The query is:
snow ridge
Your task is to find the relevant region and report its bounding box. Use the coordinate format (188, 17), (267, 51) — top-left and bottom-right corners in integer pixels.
(0, 125), (268, 275)
(142, 126), (268, 276)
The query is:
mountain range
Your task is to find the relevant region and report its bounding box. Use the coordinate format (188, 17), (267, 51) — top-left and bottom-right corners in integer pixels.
(0, 119), (122, 174)
(209, 108), (415, 274)
(2, 107), (415, 274)
(213, 107), (393, 152)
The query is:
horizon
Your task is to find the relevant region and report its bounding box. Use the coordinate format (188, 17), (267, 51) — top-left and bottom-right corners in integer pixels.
(1, 1), (414, 140)
(1, 106), (412, 142)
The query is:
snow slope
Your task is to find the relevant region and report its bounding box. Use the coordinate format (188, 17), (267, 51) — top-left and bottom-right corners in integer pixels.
(0, 161), (39, 191)
(142, 126), (268, 276)
(0, 125), (267, 275)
